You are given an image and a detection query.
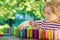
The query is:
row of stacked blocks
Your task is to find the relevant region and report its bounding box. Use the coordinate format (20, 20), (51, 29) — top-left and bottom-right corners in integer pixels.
(0, 27), (58, 40)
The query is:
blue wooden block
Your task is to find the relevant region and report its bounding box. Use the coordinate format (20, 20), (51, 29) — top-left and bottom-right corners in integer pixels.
(10, 27), (13, 36)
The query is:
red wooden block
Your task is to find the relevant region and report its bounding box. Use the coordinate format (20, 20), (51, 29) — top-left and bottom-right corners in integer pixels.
(7, 28), (10, 34)
(43, 29), (47, 40)
(0, 34), (3, 37)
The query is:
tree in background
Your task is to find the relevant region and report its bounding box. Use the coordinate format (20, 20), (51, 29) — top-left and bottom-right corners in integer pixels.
(0, 0), (45, 27)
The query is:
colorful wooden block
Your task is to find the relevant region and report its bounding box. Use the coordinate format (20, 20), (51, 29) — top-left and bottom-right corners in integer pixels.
(43, 29), (47, 40)
(53, 29), (55, 40)
(54, 29), (58, 40)
(17, 29), (20, 37)
(47, 29), (53, 40)
(3, 28), (10, 36)
(32, 29), (34, 38)
(0, 27), (3, 36)
(12, 27), (18, 36)
(24, 29), (27, 38)
(39, 28), (43, 39)
(29, 28), (32, 39)
(32, 29), (39, 39)
(10, 27), (13, 36)
(0, 34), (3, 36)
(22, 29), (25, 38)
(20, 31), (22, 38)
(27, 29), (30, 39)
(36, 29), (39, 39)
(12, 27), (14, 36)
(58, 29), (60, 40)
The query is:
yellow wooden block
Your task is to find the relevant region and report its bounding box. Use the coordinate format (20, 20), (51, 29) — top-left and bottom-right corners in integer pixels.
(47, 30), (53, 40)
(39, 28), (43, 39)
(13, 27), (17, 36)
(27, 29), (30, 38)
(29, 28), (32, 38)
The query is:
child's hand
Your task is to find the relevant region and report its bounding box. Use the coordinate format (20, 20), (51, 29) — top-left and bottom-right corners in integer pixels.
(18, 20), (30, 30)
(18, 20), (34, 31)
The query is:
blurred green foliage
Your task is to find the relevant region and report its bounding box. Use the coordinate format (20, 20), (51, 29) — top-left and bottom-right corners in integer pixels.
(0, 0), (45, 27)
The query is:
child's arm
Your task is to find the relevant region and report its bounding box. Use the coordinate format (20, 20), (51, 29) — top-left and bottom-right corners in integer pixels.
(18, 20), (31, 30)
(18, 18), (44, 30)
(18, 19), (34, 30)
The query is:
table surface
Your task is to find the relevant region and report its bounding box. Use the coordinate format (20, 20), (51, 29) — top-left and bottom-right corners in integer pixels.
(0, 36), (38, 40)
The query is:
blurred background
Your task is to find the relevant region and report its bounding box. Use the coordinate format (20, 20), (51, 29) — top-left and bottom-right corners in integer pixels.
(0, 0), (45, 27)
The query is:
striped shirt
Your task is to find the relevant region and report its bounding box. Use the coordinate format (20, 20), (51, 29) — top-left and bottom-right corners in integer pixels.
(31, 19), (60, 30)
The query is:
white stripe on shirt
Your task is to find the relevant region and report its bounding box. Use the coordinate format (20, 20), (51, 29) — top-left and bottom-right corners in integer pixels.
(32, 19), (60, 29)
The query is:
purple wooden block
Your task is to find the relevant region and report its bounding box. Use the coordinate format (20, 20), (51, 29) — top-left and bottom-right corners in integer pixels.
(32, 29), (38, 39)
(36, 29), (39, 39)
(24, 29), (27, 38)
(32, 29), (34, 39)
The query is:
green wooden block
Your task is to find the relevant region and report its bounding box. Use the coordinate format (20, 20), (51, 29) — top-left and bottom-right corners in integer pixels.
(17, 29), (20, 37)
